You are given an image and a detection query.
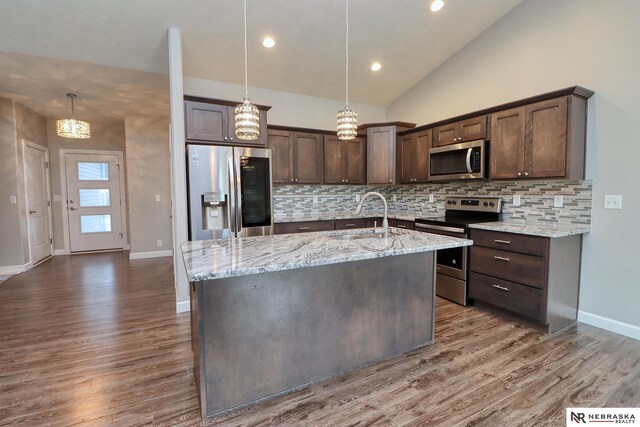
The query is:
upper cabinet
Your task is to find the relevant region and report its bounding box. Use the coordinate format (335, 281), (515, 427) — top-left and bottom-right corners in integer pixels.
(184, 97), (269, 146)
(490, 95), (585, 180)
(324, 135), (366, 185)
(433, 115), (488, 147)
(363, 122), (416, 185)
(268, 129), (324, 184)
(398, 129), (431, 184)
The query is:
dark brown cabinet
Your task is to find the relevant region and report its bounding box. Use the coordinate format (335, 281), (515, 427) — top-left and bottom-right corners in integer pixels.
(274, 218), (379, 235)
(324, 135), (366, 184)
(490, 96), (585, 180)
(398, 129), (431, 184)
(389, 218), (415, 230)
(185, 98), (267, 146)
(469, 228), (583, 334)
(433, 115), (488, 147)
(364, 122), (416, 185)
(268, 129), (324, 184)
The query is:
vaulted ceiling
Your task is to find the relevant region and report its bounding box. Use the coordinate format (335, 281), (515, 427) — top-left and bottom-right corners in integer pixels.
(0, 0), (522, 120)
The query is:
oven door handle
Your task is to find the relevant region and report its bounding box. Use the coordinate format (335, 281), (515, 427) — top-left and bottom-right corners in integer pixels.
(415, 222), (466, 235)
(465, 148), (473, 173)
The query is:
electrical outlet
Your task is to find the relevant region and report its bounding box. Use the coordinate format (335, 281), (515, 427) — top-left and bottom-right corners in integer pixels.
(428, 194), (434, 203)
(512, 195), (521, 206)
(553, 195), (564, 208)
(9, 196), (17, 204)
(604, 195), (622, 210)
(155, 195), (161, 202)
(355, 194), (361, 202)
(313, 195), (318, 203)
(157, 240), (162, 247)
(392, 195), (397, 202)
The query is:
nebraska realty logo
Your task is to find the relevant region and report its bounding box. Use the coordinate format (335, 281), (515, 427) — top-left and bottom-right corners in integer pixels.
(567, 408), (639, 425)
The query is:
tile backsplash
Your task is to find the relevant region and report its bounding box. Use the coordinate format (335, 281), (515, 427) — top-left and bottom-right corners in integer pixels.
(274, 180), (592, 225)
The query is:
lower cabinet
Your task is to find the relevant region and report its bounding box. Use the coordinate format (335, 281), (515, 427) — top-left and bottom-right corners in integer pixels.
(334, 219), (367, 230)
(469, 229), (582, 333)
(275, 218), (377, 235)
(389, 219), (415, 230)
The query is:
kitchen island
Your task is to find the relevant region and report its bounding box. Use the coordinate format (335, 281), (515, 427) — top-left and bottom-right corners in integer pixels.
(181, 228), (471, 419)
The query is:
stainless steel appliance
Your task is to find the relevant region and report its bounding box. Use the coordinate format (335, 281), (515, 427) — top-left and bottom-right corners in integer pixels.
(415, 196), (501, 306)
(187, 145), (273, 240)
(428, 140), (487, 181)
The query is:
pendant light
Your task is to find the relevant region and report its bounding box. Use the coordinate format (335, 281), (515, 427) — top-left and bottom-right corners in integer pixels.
(234, 0), (260, 140)
(337, 0), (357, 140)
(56, 93), (91, 139)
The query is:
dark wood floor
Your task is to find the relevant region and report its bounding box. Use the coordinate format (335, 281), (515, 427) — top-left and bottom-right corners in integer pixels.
(0, 252), (638, 426)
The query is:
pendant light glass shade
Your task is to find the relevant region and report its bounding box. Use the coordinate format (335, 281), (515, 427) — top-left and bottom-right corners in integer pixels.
(234, 0), (260, 140)
(56, 93), (91, 139)
(337, 107), (357, 140)
(337, 0), (357, 140)
(235, 97), (260, 140)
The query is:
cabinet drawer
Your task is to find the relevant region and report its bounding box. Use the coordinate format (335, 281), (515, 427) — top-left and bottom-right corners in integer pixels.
(389, 219), (415, 230)
(469, 272), (544, 321)
(470, 246), (545, 289)
(470, 229), (546, 256)
(274, 221), (334, 235)
(334, 219), (367, 230)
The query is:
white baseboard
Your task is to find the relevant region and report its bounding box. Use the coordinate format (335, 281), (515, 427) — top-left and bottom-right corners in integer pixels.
(0, 262), (31, 275)
(176, 300), (190, 313)
(54, 249), (67, 256)
(578, 310), (640, 341)
(129, 250), (174, 260)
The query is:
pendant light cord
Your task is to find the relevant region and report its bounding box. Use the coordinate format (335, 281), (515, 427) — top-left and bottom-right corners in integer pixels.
(243, 0), (249, 98)
(345, 0), (349, 108)
(70, 96), (75, 119)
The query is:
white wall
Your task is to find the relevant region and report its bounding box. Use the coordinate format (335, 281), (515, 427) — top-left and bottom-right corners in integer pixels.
(184, 77), (387, 130)
(388, 0), (640, 333)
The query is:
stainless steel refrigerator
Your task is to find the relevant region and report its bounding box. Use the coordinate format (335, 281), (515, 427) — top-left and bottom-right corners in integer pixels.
(187, 145), (273, 240)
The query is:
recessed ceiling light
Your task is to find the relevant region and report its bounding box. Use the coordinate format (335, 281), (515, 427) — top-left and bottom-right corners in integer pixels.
(430, 0), (444, 12)
(262, 37), (275, 48)
(370, 62), (382, 72)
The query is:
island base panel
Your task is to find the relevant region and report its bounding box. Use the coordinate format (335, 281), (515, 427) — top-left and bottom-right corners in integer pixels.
(192, 252), (435, 418)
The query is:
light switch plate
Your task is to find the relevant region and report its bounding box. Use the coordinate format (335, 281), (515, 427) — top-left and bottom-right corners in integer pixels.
(604, 195), (622, 210)
(155, 195), (161, 202)
(53, 195), (62, 202)
(157, 240), (162, 247)
(355, 195), (361, 202)
(9, 195), (17, 204)
(512, 195), (521, 206)
(428, 194), (434, 203)
(554, 195), (564, 208)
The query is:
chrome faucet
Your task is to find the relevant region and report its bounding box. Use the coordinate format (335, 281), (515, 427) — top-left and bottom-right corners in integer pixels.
(355, 192), (389, 238)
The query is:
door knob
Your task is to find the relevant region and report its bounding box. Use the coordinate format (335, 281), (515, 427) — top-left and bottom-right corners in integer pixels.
(69, 207), (76, 211)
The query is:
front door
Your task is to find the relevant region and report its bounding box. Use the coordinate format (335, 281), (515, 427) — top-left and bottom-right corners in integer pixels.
(24, 142), (53, 264)
(65, 153), (124, 252)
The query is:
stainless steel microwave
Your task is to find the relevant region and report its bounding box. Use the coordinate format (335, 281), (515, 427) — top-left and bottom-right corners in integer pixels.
(428, 140), (487, 181)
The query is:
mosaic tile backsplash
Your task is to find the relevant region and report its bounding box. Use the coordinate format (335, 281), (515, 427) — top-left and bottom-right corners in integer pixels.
(274, 180), (592, 225)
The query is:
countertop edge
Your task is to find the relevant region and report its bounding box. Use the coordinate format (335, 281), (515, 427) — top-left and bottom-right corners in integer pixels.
(468, 222), (590, 238)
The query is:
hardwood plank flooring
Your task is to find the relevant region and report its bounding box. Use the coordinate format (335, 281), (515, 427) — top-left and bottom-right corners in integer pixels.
(1, 251), (638, 426)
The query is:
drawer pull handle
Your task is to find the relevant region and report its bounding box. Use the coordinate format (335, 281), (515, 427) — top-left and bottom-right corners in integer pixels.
(397, 225), (407, 228)
(493, 256), (511, 262)
(298, 227), (310, 231)
(345, 224), (356, 227)
(492, 284), (510, 291)
(494, 239), (511, 244)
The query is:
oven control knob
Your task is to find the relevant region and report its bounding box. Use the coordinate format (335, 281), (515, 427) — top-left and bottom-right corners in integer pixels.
(489, 202), (495, 207)
(447, 201), (451, 205)
(452, 259), (457, 265)
(484, 202), (488, 207)
(452, 201), (457, 205)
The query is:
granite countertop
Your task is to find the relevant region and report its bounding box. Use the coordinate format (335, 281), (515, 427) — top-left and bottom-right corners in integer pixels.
(181, 228), (472, 281)
(469, 221), (590, 238)
(274, 213), (420, 223)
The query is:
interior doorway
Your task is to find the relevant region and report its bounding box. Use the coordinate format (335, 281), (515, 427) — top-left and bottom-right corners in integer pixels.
(61, 150), (127, 253)
(22, 140), (53, 265)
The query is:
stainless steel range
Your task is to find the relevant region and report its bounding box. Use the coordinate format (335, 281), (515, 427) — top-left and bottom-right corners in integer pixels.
(415, 197), (502, 306)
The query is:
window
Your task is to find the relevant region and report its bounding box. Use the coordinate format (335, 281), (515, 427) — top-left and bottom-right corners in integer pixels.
(78, 162), (109, 181)
(79, 189), (110, 207)
(80, 215), (112, 233)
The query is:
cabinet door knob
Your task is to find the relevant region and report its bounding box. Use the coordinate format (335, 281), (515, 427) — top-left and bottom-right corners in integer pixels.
(290, 179), (294, 182)
(295, 179), (298, 182)
(517, 172), (522, 177)
(524, 172), (529, 177)
(345, 179), (348, 183)
(389, 180), (392, 183)
(224, 137), (229, 141)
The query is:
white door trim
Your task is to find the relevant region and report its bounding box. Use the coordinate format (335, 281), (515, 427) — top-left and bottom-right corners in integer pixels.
(59, 149), (128, 254)
(22, 139), (53, 265)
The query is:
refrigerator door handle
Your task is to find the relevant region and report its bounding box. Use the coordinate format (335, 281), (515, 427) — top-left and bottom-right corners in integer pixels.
(228, 156), (237, 235)
(234, 153), (243, 237)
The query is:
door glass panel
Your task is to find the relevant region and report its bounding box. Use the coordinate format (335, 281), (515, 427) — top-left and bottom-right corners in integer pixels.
(79, 189), (110, 207)
(80, 215), (112, 233)
(239, 156), (271, 228)
(430, 149), (469, 176)
(78, 162), (109, 180)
